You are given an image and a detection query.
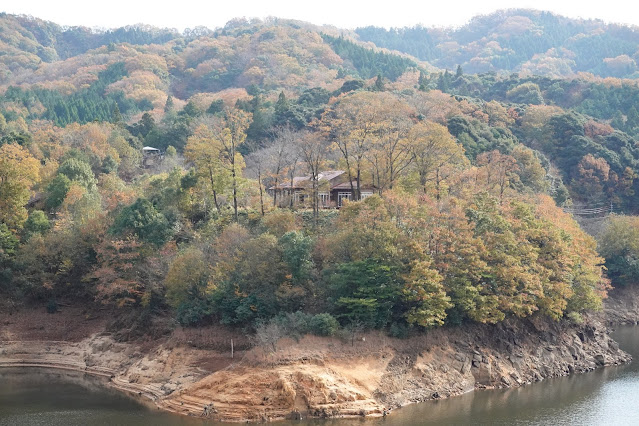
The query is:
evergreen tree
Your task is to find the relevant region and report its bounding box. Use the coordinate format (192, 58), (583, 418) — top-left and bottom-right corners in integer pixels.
(207, 99), (224, 115)
(111, 104), (122, 124)
(373, 74), (385, 91)
(164, 95), (174, 113)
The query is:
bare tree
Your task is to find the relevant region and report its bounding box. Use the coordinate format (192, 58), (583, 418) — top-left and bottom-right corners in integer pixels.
(254, 321), (284, 353)
(244, 141), (266, 216)
(297, 131), (330, 226)
(270, 126), (300, 208)
(215, 108), (250, 222)
(324, 92), (380, 201)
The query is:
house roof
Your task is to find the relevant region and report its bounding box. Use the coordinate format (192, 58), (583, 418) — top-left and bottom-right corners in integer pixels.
(143, 146), (160, 151)
(317, 170), (344, 181)
(270, 176), (310, 190)
(331, 181), (376, 190)
(269, 170), (345, 190)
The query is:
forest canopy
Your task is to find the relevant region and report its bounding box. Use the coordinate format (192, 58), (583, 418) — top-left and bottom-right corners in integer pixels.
(1, 10), (638, 338)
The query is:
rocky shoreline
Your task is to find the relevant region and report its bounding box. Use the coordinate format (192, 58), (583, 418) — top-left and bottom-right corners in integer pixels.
(2, 290), (639, 423)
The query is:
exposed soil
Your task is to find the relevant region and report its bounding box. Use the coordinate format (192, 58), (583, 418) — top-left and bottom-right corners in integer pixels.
(1, 292), (638, 423)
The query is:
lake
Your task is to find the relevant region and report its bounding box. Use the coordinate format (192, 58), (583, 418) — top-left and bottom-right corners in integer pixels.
(2, 326), (639, 425)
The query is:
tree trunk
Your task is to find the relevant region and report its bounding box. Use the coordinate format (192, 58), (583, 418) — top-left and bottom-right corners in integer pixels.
(208, 166), (221, 213)
(289, 173), (295, 209)
(273, 177), (279, 206)
(258, 164), (265, 216)
(356, 166), (361, 201)
(231, 138), (238, 222)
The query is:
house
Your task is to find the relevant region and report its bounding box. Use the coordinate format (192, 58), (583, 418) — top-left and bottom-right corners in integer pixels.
(268, 170), (375, 208)
(142, 146), (162, 168)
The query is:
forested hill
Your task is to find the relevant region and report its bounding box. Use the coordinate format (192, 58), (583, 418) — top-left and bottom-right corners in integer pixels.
(4, 10), (639, 336)
(356, 9), (639, 78)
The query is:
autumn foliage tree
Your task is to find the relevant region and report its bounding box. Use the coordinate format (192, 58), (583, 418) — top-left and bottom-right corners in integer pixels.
(0, 143), (40, 231)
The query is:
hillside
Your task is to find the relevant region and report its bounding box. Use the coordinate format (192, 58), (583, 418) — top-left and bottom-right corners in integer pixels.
(2, 9), (639, 390)
(4, 8), (639, 421)
(356, 9), (639, 78)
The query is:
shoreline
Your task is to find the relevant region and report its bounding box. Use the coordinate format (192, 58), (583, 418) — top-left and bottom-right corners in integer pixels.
(2, 289), (639, 422)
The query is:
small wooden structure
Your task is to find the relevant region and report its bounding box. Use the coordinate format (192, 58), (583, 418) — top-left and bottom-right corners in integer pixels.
(268, 170), (375, 208)
(142, 146), (162, 168)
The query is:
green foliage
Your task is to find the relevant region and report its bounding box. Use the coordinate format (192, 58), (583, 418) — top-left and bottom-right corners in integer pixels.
(57, 158), (97, 190)
(280, 231), (314, 284)
(506, 82), (544, 105)
(2, 63), (138, 126)
(308, 313), (340, 336)
(447, 115), (517, 159)
(271, 311), (340, 338)
(598, 215), (639, 286)
(207, 99), (225, 115)
(175, 297), (213, 326)
(0, 222), (18, 258)
(111, 198), (173, 246)
(46, 174), (72, 210)
(322, 34), (417, 81)
(328, 259), (401, 328)
(23, 210), (50, 240)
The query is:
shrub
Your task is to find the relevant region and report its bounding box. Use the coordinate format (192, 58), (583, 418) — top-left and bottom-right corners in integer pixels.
(308, 313), (339, 336)
(46, 299), (58, 314)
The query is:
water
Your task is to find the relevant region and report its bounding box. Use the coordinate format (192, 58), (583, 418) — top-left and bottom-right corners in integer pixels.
(2, 326), (639, 425)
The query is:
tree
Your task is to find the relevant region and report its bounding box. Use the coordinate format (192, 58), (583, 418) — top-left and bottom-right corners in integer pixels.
(0, 143), (40, 231)
(506, 82), (544, 105)
(297, 131), (330, 225)
(402, 260), (451, 327)
(185, 124), (229, 213)
(219, 108), (250, 221)
(273, 91), (292, 127)
(111, 104), (123, 124)
(23, 210), (50, 241)
(373, 74), (385, 91)
(326, 92), (382, 200)
(598, 215), (639, 286)
(164, 95), (174, 113)
(367, 94), (415, 191)
(46, 174), (72, 211)
(406, 121), (466, 198)
(207, 99), (224, 115)
(165, 247), (212, 323)
(111, 198), (173, 246)
(280, 231), (314, 286)
(57, 158), (97, 190)
(571, 154), (611, 203)
(476, 150), (520, 202)
(0, 222), (18, 287)
(511, 145), (549, 194)
(263, 126), (300, 208)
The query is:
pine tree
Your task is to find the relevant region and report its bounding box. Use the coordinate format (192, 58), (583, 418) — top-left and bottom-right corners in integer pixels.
(111, 104), (122, 124)
(164, 95), (174, 113)
(273, 91), (291, 127)
(373, 74), (385, 91)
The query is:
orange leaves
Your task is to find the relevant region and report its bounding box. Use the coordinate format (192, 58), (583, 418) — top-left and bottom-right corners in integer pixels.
(90, 236), (145, 306)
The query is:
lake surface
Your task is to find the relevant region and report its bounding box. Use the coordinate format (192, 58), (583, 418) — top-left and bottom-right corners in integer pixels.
(2, 326), (639, 425)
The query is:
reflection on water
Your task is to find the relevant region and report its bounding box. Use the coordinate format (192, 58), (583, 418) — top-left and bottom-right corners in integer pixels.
(1, 326), (639, 425)
(0, 369), (203, 426)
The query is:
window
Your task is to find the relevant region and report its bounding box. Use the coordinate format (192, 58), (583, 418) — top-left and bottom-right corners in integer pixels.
(361, 192), (373, 199)
(338, 192), (352, 207)
(319, 192), (330, 207)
